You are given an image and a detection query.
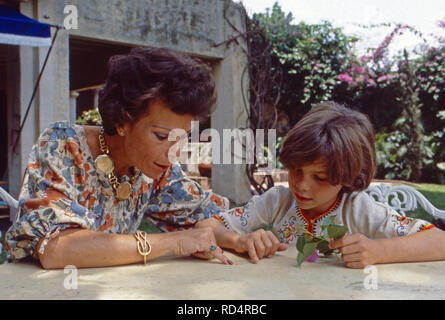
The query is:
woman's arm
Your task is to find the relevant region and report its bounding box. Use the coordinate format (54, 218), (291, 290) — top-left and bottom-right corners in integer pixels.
(329, 227), (445, 268)
(38, 227), (231, 269)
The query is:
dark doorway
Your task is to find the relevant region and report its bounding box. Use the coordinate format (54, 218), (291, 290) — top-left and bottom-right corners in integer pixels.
(69, 37), (132, 118)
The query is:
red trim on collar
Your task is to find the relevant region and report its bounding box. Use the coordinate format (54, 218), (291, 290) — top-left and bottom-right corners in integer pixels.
(298, 195), (341, 234)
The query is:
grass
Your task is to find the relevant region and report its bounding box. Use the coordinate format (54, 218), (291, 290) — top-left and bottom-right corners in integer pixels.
(405, 183), (445, 222)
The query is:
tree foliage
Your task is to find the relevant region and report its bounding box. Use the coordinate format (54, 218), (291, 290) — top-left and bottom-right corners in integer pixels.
(248, 2), (445, 183)
(252, 3), (358, 124)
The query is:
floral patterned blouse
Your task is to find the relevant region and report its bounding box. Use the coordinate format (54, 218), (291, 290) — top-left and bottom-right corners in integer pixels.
(214, 185), (435, 244)
(5, 121), (229, 261)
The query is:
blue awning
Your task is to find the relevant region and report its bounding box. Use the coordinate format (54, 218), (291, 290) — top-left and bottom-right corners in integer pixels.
(0, 5), (51, 47)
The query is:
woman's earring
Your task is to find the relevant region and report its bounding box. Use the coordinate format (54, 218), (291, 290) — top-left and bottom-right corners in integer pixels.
(119, 129), (125, 136)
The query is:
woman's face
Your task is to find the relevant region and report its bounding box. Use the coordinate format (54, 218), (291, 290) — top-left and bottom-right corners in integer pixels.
(121, 98), (194, 180)
(287, 158), (343, 217)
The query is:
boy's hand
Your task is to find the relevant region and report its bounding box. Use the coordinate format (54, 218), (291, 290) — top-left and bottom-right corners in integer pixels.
(234, 229), (288, 263)
(329, 234), (380, 269)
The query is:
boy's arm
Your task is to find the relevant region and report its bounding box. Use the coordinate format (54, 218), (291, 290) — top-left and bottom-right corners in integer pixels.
(195, 218), (287, 263)
(329, 227), (445, 269)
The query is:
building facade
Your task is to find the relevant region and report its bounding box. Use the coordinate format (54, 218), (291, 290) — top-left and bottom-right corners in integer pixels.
(0, 0), (252, 221)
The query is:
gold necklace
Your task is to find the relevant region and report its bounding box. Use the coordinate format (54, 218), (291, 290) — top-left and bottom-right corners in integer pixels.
(94, 127), (136, 201)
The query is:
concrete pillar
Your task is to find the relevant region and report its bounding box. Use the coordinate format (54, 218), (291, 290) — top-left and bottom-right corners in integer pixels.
(69, 91), (79, 124)
(211, 2), (251, 205)
(93, 88), (100, 109)
(6, 45), (23, 222)
(36, 2), (70, 129)
(7, 42), (41, 222)
(7, 2), (70, 222)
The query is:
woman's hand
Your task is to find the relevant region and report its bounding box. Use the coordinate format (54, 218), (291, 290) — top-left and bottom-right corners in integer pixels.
(329, 233), (380, 269)
(233, 229), (288, 263)
(171, 227), (233, 265)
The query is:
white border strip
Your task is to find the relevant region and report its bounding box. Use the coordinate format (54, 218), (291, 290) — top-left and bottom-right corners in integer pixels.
(0, 32), (51, 47)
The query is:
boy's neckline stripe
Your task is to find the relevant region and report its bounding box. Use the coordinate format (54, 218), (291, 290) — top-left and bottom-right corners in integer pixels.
(296, 195), (341, 233)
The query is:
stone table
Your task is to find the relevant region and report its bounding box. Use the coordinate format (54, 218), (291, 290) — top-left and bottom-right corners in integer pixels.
(0, 246), (444, 299)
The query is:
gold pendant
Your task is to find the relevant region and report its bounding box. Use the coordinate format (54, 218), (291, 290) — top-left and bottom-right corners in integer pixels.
(116, 181), (132, 200)
(95, 154), (114, 175)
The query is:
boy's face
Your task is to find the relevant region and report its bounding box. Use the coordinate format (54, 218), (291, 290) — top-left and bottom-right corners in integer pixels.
(287, 159), (343, 218)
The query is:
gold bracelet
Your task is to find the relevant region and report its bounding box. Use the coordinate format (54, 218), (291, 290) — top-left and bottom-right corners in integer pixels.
(134, 230), (152, 264)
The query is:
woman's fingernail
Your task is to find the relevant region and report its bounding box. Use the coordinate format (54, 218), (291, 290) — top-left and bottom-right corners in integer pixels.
(228, 259), (233, 265)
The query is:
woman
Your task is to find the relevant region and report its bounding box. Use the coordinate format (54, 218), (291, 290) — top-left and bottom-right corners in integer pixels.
(5, 47), (232, 269)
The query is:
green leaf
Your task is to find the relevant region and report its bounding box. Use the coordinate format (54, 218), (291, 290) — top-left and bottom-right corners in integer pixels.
(296, 234), (307, 252)
(321, 215), (336, 228)
(322, 227), (329, 238)
(302, 241), (319, 256)
(316, 240), (331, 254)
(296, 234), (316, 251)
(297, 241), (319, 267)
(327, 225), (348, 239)
(297, 252), (306, 266)
(311, 236), (324, 243)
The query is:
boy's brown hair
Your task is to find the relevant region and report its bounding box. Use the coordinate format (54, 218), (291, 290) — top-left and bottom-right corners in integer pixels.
(279, 101), (376, 193)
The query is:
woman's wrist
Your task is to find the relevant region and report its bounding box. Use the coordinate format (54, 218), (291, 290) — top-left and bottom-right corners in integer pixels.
(160, 231), (180, 256)
(135, 232), (177, 258)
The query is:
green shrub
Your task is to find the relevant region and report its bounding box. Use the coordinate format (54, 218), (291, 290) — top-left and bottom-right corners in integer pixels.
(250, 3), (445, 182)
(76, 108), (102, 126)
(252, 2), (358, 124)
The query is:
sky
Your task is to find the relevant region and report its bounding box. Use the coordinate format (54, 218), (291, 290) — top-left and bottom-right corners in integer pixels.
(237, 0), (445, 56)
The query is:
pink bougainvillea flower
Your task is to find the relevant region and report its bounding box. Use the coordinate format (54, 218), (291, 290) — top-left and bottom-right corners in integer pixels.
(377, 75), (387, 82)
(305, 249), (319, 263)
(367, 79), (376, 87)
(360, 55), (371, 63)
(338, 74), (353, 83)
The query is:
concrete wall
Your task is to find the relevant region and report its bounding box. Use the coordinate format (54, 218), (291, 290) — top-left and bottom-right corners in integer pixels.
(7, 0), (251, 217)
(41, 0), (228, 59)
(211, 2), (252, 205)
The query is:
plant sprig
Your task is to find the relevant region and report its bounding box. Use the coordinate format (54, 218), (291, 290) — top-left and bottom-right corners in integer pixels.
(296, 216), (348, 266)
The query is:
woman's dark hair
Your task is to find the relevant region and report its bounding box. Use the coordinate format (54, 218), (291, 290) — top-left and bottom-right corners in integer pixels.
(279, 101), (377, 193)
(98, 47), (216, 135)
